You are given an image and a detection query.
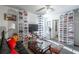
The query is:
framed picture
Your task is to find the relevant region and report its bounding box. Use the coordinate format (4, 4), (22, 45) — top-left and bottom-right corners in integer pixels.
(4, 13), (17, 21)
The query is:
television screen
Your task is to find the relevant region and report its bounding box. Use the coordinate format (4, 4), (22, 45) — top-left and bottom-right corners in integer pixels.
(29, 24), (38, 32)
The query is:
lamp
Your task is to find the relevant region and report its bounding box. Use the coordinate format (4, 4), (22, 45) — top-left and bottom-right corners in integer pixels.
(9, 23), (15, 30)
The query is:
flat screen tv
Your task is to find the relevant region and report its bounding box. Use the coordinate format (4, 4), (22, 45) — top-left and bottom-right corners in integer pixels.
(29, 24), (38, 32)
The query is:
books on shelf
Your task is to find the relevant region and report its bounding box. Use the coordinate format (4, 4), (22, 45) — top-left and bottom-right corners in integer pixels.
(59, 11), (74, 44)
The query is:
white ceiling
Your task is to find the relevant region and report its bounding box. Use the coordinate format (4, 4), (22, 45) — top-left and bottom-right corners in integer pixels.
(6, 5), (79, 15)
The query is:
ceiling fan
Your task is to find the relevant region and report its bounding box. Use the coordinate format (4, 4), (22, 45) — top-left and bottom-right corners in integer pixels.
(36, 5), (54, 12)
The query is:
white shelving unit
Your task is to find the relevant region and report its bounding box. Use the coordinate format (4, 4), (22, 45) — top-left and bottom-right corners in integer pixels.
(59, 11), (74, 45)
(23, 11), (29, 44)
(18, 10), (23, 41)
(18, 10), (28, 42)
(38, 15), (44, 38)
(59, 15), (64, 42)
(63, 14), (68, 43)
(67, 11), (74, 45)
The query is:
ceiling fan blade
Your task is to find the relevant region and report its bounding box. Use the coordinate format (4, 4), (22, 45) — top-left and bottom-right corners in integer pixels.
(36, 7), (45, 12)
(45, 5), (50, 9)
(50, 8), (54, 11)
